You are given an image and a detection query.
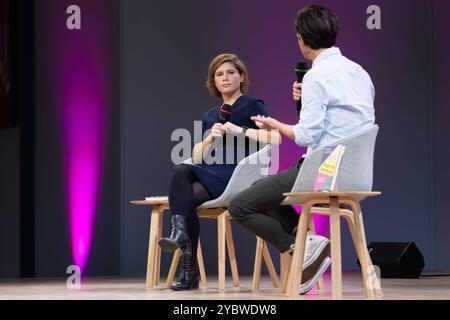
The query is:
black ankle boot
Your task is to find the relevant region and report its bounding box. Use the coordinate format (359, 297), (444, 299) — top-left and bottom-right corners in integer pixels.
(170, 254), (200, 291)
(158, 215), (192, 256)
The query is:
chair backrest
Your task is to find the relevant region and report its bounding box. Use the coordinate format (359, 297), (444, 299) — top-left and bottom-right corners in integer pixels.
(287, 125), (379, 197)
(199, 144), (272, 208)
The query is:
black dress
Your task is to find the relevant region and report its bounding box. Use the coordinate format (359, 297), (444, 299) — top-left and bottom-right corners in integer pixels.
(190, 95), (269, 198)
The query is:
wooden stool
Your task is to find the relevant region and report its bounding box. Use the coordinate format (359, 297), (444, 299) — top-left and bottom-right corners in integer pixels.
(282, 192), (383, 299)
(131, 197), (239, 291)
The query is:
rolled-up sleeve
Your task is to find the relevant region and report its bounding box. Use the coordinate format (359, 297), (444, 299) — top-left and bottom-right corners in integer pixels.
(293, 76), (327, 148)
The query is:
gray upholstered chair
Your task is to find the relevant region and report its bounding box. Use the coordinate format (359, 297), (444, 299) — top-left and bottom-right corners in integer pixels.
(253, 125), (383, 298)
(132, 144), (275, 291)
(189, 143), (273, 291)
(285, 125), (379, 197)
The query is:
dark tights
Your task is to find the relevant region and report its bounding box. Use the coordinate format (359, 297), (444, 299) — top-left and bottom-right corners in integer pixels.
(168, 164), (213, 260)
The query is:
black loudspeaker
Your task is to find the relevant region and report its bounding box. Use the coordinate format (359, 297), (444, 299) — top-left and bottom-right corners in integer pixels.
(357, 242), (425, 278)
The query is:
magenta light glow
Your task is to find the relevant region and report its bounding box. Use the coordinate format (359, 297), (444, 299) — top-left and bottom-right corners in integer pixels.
(61, 83), (105, 272)
(50, 0), (112, 272)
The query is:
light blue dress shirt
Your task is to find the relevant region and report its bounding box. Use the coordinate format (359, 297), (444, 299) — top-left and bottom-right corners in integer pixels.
(293, 47), (376, 154)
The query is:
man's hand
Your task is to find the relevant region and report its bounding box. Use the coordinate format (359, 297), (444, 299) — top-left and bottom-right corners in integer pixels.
(250, 115), (280, 130)
(293, 81), (302, 101)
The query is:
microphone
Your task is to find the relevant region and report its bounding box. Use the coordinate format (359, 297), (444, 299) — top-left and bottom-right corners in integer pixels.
(295, 61), (309, 116)
(219, 103), (233, 124)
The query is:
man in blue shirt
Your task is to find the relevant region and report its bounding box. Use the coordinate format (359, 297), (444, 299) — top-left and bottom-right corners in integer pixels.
(229, 5), (376, 295)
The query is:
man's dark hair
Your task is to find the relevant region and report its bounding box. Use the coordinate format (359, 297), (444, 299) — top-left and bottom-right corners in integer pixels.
(295, 5), (340, 50)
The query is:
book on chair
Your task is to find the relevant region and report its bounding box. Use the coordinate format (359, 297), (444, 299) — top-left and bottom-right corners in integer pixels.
(313, 144), (346, 192)
(144, 196), (168, 202)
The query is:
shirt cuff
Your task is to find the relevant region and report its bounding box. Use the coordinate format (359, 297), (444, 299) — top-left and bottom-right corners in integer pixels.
(293, 123), (304, 146)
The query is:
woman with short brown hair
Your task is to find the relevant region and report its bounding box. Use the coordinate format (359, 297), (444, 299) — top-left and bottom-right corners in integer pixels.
(158, 53), (281, 291)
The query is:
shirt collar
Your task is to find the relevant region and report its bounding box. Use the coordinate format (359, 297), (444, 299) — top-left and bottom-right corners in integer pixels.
(312, 47), (342, 68)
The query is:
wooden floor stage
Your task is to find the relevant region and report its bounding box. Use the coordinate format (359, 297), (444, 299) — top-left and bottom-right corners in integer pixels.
(1, 272), (449, 300)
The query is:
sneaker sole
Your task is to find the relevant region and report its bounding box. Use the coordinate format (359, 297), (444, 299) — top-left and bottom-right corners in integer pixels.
(300, 257), (331, 295)
(301, 241), (330, 283)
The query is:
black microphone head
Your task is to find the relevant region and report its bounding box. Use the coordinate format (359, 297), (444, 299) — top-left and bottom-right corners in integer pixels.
(295, 62), (309, 117)
(219, 103), (232, 124)
(295, 61), (309, 82)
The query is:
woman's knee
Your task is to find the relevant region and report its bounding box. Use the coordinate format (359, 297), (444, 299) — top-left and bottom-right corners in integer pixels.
(171, 163), (192, 178)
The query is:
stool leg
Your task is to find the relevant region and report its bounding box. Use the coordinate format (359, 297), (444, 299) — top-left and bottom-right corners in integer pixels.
(225, 219), (240, 287)
(343, 214), (370, 297)
(252, 237), (264, 292)
(280, 252), (292, 293)
(217, 212), (226, 291)
(197, 238), (207, 288)
(286, 202), (312, 298)
(146, 206), (162, 289)
(329, 197), (342, 299)
(154, 209), (164, 286)
(352, 213), (374, 298)
(263, 241), (280, 288)
(351, 201), (382, 298)
(307, 215), (324, 291)
(164, 248), (181, 289)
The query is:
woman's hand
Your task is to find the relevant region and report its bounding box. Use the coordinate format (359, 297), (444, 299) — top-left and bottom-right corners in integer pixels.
(223, 122), (244, 135)
(211, 123), (225, 138)
(293, 81), (302, 101)
(250, 115), (280, 130)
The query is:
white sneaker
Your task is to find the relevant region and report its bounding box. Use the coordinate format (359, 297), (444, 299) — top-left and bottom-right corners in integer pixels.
(300, 257), (331, 295)
(295, 234), (330, 285)
(289, 233), (331, 287)
(303, 234), (330, 269)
